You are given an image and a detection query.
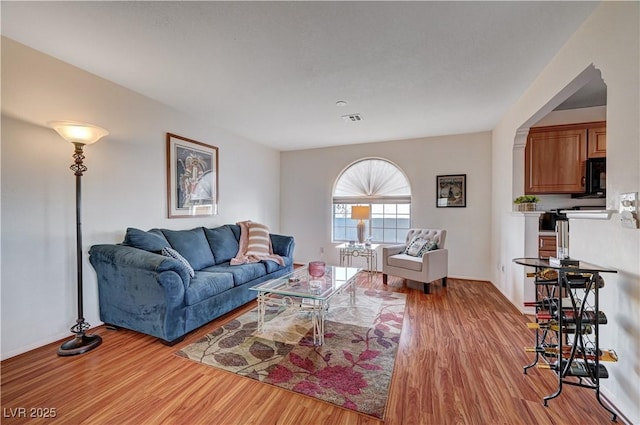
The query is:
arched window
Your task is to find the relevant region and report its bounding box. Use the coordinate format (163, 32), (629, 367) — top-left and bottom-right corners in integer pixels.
(332, 158), (411, 243)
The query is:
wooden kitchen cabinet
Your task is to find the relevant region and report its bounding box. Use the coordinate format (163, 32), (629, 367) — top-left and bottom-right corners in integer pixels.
(525, 121), (605, 194)
(538, 235), (556, 259)
(587, 124), (607, 158)
(525, 125), (587, 194)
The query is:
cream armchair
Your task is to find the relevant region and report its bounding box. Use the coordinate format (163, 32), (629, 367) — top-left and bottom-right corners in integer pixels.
(382, 229), (448, 294)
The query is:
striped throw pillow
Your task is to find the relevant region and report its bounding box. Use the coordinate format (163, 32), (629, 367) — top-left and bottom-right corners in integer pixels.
(246, 222), (271, 257)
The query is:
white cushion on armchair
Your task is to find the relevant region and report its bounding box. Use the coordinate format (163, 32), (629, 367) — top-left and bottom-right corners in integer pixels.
(382, 229), (448, 294)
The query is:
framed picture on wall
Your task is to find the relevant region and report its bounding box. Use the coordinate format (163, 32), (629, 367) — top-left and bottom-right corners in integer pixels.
(436, 174), (466, 208)
(166, 133), (218, 218)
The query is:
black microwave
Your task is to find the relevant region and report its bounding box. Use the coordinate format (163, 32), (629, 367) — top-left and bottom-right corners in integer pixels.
(574, 158), (606, 198)
(586, 158), (606, 196)
(540, 210), (567, 231)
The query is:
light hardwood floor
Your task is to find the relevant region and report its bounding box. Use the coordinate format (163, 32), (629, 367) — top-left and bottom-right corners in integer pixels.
(1, 275), (623, 425)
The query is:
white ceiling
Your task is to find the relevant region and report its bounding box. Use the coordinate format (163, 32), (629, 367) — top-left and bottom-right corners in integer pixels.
(1, 1), (599, 151)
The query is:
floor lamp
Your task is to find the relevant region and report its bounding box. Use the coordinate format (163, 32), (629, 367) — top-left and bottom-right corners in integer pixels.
(351, 205), (371, 244)
(49, 121), (108, 356)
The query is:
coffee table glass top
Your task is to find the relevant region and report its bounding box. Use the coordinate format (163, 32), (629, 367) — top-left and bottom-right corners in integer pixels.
(250, 265), (360, 300)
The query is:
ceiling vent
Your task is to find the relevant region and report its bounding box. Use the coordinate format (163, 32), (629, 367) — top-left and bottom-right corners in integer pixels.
(342, 113), (363, 123)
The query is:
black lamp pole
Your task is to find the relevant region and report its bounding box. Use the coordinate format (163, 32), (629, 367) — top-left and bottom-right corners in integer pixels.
(57, 142), (102, 356)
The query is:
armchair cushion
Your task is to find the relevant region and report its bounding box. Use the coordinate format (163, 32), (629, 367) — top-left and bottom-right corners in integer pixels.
(387, 253), (423, 272)
(404, 229), (446, 247)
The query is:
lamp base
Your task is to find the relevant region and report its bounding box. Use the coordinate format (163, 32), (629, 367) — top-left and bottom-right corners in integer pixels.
(57, 333), (102, 357)
(357, 220), (366, 244)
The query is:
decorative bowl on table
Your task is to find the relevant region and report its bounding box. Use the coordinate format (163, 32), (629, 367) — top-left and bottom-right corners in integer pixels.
(308, 261), (326, 278)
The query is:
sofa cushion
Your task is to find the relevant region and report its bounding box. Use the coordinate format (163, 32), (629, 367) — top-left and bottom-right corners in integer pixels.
(387, 254), (423, 272)
(161, 228), (216, 270)
(122, 227), (169, 252)
(161, 247), (195, 277)
(205, 225), (239, 265)
(185, 271), (234, 306)
(270, 233), (294, 257)
(228, 224), (241, 240)
(203, 262), (267, 286)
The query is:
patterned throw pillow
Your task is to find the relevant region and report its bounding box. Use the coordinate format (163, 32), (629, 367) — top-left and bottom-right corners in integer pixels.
(417, 239), (439, 256)
(161, 247), (195, 278)
(404, 236), (418, 255)
(405, 237), (429, 256)
(405, 238), (438, 257)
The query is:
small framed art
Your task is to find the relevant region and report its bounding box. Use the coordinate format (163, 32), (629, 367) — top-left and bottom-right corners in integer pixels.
(166, 133), (218, 218)
(436, 174), (466, 208)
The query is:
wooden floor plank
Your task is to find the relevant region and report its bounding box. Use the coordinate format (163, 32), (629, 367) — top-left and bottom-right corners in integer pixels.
(1, 275), (621, 424)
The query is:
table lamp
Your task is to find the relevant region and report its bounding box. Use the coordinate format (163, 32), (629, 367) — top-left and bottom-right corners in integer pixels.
(351, 205), (370, 244)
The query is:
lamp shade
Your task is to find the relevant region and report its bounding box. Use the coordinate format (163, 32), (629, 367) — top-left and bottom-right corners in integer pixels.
(351, 205), (370, 220)
(49, 121), (109, 145)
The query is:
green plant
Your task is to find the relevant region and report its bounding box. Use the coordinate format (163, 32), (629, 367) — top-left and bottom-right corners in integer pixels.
(513, 195), (540, 204)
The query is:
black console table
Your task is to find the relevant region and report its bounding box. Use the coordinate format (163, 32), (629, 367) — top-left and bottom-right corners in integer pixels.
(512, 257), (618, 421)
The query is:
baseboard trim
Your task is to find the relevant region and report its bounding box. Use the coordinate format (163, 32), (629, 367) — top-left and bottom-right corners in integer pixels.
(600, 387), (633, 425)
(1, 323), (105, 361)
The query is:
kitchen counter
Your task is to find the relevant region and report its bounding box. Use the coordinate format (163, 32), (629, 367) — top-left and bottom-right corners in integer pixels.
(561, 209), (613, 220)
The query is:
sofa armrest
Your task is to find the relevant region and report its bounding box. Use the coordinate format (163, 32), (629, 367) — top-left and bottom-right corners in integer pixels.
(89, 244), (190, 342)
(89, 245), (191, 305)
(270, 234), (295, 258)
(89, 244), (192, 290)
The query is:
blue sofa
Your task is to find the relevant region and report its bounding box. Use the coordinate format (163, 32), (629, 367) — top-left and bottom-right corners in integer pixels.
(89, 224), (295, 344)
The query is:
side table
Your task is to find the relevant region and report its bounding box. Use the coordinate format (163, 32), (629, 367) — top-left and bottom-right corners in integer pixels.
(337, 243), (379, 277)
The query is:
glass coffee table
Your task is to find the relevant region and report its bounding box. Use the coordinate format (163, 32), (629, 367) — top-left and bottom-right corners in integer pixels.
(250, 265), (360, 345)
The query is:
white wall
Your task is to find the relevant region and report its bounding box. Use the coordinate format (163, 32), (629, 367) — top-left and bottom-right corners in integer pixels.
(492, 3), (639, 423)
(0, 38), (282, 359)
(281, 132), (492, 281)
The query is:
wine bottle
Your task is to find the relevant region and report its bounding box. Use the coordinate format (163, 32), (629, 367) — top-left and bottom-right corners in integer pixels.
(527, 321), (593, 334)
(524, 298), (557, 308)
(523, 297), (572, 308)
(539, 359), (609, 378)
(526, 268), (558, 280)
(536, 312), (554, 320)
(567, 274), (605, 289)
(524, 346), (618, 362)
(561, 309), (608, 324)
(524, 346), (559, 358)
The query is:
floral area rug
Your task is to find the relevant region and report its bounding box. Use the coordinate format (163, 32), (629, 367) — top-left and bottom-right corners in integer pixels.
(176, 287), (406, 419)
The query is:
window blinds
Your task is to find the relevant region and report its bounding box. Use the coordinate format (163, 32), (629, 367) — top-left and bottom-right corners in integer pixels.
(333, 158), (411, 204)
